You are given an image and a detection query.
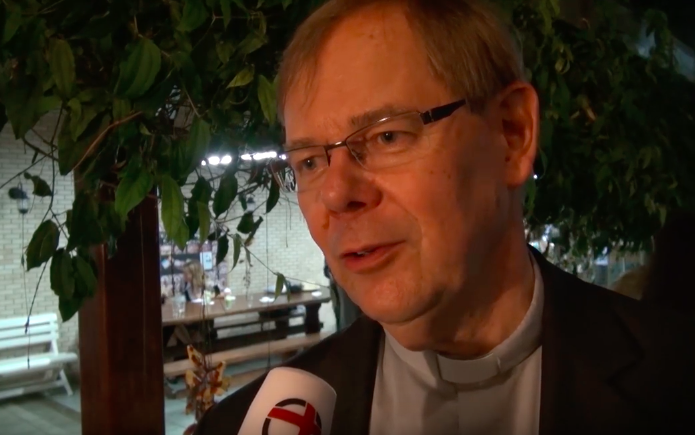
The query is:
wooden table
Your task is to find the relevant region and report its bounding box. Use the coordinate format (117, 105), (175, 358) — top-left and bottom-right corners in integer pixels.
(161, 287), (331, 359)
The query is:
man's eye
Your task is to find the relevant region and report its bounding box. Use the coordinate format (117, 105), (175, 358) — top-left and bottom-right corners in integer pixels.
(377, 131), (398, 145)
(300, 158), (318, 170)
(291, 154), (323, 173)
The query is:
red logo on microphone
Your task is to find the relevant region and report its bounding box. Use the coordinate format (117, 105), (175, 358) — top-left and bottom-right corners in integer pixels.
(262, 398), (323, 435)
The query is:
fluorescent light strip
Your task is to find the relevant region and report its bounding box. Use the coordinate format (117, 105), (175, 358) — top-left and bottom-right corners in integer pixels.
(202, 151), (278, 166)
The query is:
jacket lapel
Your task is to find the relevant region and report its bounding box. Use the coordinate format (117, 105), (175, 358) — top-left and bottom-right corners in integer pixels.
(294, 316), (383, 435)
(533, 251), (648, 435)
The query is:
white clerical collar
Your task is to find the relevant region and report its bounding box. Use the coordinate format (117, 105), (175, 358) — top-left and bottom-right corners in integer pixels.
(385, 254), (544, 386)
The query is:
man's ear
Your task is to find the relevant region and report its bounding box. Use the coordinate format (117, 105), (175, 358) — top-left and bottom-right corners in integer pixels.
(493, 81), (539, 189)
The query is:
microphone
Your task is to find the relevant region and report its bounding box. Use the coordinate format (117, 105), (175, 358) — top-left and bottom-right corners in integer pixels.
(237, 367), (337, 435)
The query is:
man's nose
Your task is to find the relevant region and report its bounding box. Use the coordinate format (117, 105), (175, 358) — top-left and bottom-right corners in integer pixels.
(319, 147), (382, 216)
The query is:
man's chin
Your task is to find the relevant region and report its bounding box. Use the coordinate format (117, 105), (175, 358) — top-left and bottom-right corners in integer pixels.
(364, 301), (435, 330)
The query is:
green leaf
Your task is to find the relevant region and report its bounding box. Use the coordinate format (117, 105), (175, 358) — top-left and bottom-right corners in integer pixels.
(133, 75), (175, 115)
(186, 211), (200, 241)
(160, 175), (187, 249)
(112, 97), (131, 120)
(197, 202), (211, 242)
(99, 201), (126, 238)
(58, 295), (83, 322)
(57, 113), (110, 175)
(282, 0), (292, 10)
(178, 0), (209, 32)
(220, 0), (232, 28)
(230, 0), (246, 10)
(216, 234), (229, 266)
(48, 39), (76, 99)
(2, 9), (22, 44)
(5, 76), (43, 139)
(115, 38), (162, 99)
(171, 51), (202, 101)
(216, 40), (234, 64)
(116, 168), (154, 218)
(73, 255), (97, 297)
(257, 74), (277, 124)
(245, 217), (264, 246)
(68, 100), (100, 141)
(190, 177), (213, 203)
(37, 95), (61, 117)
(238, 32), (266, 55)
(213, 169), (238, 217)
(274, 273), (286, 299)
(237, 213), (255, 234)
(50, 249), (75, 299)
(266, 180), (280, 214)
(232, 233), (241, 269)
(227, 65), (255, 88)
(26, 221), (60, 270)
(185, 117), (211, 175)
(65, 210), (73, 235)
(24, 173), (52, 197)
(174, 220), (190, 251)
(68, 191), (106, 248)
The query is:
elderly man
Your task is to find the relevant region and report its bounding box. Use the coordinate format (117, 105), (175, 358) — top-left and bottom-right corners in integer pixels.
(196, 1), (694, 434)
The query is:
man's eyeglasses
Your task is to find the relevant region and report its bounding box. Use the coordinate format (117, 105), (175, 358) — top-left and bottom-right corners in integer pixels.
(269, 99), (467, 193)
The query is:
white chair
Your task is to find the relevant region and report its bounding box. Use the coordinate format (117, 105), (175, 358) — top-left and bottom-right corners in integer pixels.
(0, 313), (77, 400)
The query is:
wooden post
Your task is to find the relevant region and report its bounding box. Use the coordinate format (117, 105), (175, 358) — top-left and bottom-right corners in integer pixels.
(78, 193), (164, 435)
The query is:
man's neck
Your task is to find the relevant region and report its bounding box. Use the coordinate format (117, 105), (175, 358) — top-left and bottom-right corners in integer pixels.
(387, 227), (536, 359)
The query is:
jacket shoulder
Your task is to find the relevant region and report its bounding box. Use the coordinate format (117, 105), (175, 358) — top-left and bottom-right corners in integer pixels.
(195, 317), (381, 434)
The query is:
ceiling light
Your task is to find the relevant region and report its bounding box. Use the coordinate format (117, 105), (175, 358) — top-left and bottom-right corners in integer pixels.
(208, 156), (220, 165)
(220, 155), (232, 165)
(253, 151), (277, 161)
(240, 151), (278, 161)
(201, 160), (207, 166)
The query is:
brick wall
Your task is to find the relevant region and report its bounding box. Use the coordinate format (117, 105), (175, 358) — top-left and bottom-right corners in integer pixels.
(0, 111), (79, 354)
(0, 114), (333, 358)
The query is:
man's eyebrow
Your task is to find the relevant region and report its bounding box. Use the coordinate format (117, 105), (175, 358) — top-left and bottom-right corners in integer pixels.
(348, 104), (415, 130)
(284, 104), (417, 151)
(283, 138), (317, 151)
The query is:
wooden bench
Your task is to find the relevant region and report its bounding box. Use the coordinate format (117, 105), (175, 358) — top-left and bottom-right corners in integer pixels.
(163, 332), (331, 378)
(213, 310), (304, 335)
(0, 313), (77, 400)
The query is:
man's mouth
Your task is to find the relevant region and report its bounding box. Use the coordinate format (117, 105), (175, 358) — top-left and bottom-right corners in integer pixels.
(342, 244), (386, 258)
(350, 249), (376, 258)
(339, 243), (403, 273)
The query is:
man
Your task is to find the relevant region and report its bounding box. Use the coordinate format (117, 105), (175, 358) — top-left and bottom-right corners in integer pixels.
(196, 1), (694, 434)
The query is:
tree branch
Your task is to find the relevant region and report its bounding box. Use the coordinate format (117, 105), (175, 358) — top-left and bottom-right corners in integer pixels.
(71, 111), (143, 173)
(30, 128), (57, 149)
(22, 139), (57, 161)
(0, 155), (48, 191)
(40, 149), (58, 225)
(49, 107), (64, 146)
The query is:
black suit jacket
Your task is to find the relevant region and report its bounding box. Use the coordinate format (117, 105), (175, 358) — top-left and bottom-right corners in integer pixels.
(195, 250), (695, 435)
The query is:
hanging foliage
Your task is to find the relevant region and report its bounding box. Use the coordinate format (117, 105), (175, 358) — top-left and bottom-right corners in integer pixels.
(0, 0), (323, 321)
(505, 0), (695, 261)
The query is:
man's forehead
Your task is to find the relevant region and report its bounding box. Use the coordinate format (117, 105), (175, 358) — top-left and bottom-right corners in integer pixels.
(283, 4), (445, 147)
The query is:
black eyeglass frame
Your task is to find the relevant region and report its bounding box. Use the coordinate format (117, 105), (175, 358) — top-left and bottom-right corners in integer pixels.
(271, 98), (467, 189)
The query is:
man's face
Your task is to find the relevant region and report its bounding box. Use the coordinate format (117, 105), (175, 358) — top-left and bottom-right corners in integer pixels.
(284, 5), (535, 331)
